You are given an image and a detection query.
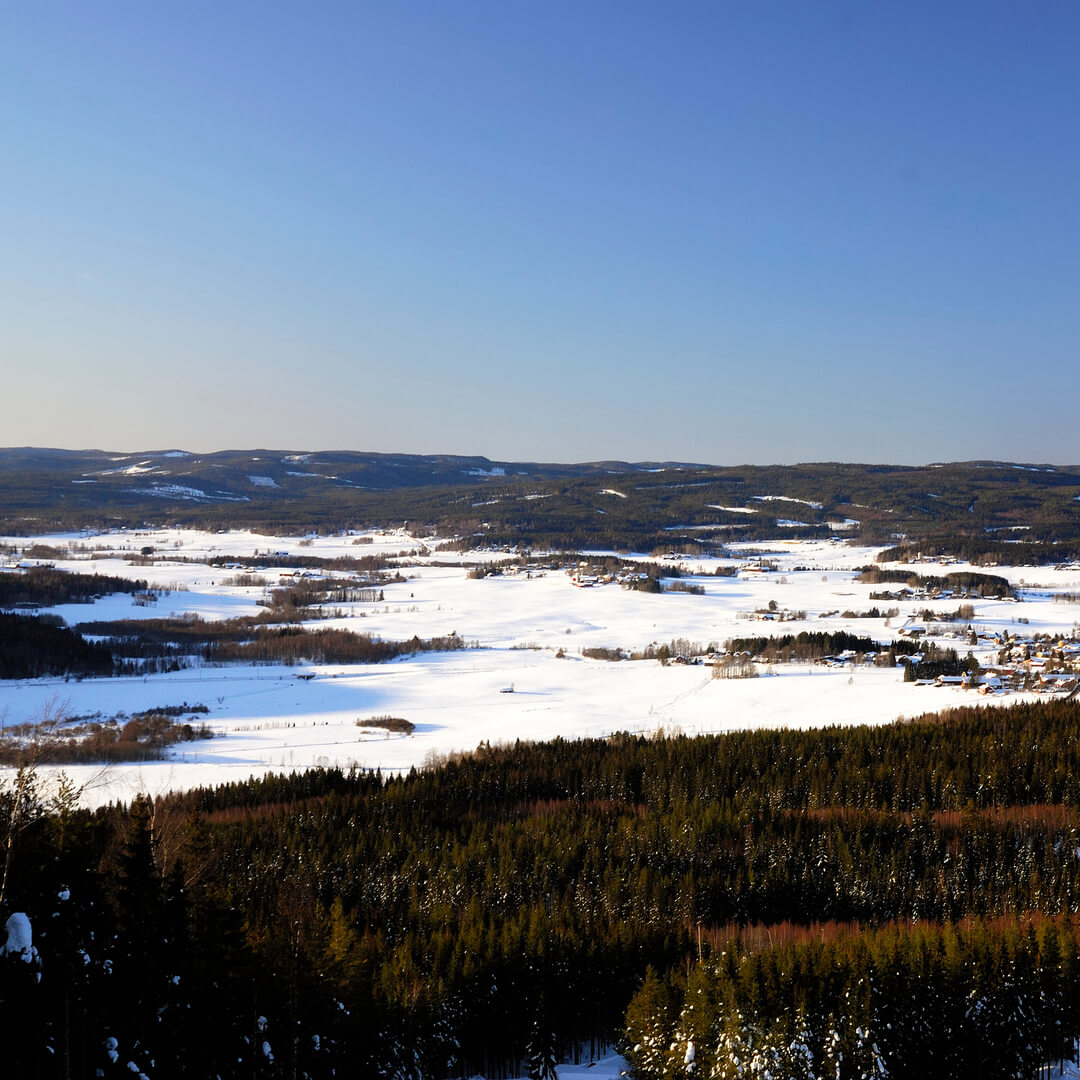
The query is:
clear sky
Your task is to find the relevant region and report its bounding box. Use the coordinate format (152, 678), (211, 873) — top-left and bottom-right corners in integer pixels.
(2, 2), (1077, 465)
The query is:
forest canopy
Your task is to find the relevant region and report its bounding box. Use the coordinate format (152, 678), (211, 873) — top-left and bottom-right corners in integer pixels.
(4, 700), (1080, 1077)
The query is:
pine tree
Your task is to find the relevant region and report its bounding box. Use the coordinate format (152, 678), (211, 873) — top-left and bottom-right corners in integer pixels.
(525, 1016), (559, 1080)
(624, 966), (678, 1079)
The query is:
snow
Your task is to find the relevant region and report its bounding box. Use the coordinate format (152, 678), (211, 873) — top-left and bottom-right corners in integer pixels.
(2, 912), (34, 962)
(248, 475), (278, 487)
(127, 484), (206, 499)
(3, 528), (1080, 809)
(664, 523), (753, 532)
(481, 1053), (628, 1079)
(96, 463), (158, 476)
(752, 495), (824, 509)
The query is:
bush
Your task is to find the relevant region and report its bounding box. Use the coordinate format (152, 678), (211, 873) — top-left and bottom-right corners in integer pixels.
(357, 716), (415, 734)
(581, 646), (624, 662)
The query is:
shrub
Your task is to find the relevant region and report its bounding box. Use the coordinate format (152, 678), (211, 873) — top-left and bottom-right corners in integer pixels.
(581, 646), (624, 662)
(356, 716), (415, 735)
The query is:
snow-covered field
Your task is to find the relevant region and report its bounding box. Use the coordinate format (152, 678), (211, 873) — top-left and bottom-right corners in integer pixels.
(3, 527), (1080, 808)
(496, 1055), (628, 1080)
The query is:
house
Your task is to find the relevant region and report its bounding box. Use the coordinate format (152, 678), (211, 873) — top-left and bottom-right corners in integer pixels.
(935, 675), (970, 687)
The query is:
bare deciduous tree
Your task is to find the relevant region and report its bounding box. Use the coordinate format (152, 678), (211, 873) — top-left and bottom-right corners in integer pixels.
(0, 696), (84, 910)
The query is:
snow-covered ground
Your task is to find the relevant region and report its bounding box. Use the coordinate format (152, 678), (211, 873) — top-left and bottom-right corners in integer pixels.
(1046, 1063), (1080, 1079)
(477, 1054), (628, 1079)
(3, 528), (1080, 808)
(485, 1053), (1080, 1079)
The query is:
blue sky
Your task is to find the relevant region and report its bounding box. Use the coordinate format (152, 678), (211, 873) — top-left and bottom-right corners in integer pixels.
(2, 2), (1077, 464)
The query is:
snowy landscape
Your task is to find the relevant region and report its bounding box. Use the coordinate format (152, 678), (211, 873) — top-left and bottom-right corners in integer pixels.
(3, 524), (1078, 809)
(8, 2), (1080, 1073)
(5, 502), (1080, 1078)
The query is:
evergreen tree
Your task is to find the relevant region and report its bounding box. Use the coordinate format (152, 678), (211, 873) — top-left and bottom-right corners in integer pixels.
(525, 1012), (559, 1080)
(624, 966), (679, 1080)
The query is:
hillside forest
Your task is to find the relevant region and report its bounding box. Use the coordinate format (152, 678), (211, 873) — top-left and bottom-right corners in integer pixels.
(4, 451), (1080, 565)
(5, 700), (1080, 1078)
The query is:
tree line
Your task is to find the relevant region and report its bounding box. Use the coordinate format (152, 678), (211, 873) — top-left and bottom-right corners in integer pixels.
(0, 613), (113, 679)
(0, 611), (475, 691)
(0, 567), (147, 606)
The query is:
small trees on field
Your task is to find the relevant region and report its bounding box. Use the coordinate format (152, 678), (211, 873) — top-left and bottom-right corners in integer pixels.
(712, 655), (758, 680)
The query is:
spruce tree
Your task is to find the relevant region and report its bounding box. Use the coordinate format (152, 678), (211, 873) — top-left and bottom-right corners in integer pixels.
(525, 1012), (559, 1080)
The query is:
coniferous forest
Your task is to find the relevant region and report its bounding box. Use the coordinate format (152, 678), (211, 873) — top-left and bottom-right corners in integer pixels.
(3, 700), (1080, 1077)
(4, 451), (1080, 562)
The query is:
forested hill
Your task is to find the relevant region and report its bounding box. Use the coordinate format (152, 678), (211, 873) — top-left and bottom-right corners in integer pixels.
(6, 701), (1080, 1078)
(0, 446), (689, 497)
(3, 448), (1080, 561)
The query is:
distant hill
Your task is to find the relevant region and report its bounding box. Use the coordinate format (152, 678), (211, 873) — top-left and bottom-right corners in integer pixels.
(0, 446), (700, 498)
(2, 448), (1079, 563)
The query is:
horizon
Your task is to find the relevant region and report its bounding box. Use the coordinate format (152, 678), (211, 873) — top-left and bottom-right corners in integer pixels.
(3, 3), (1078, 463)
(2, 443), (1076, 472)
